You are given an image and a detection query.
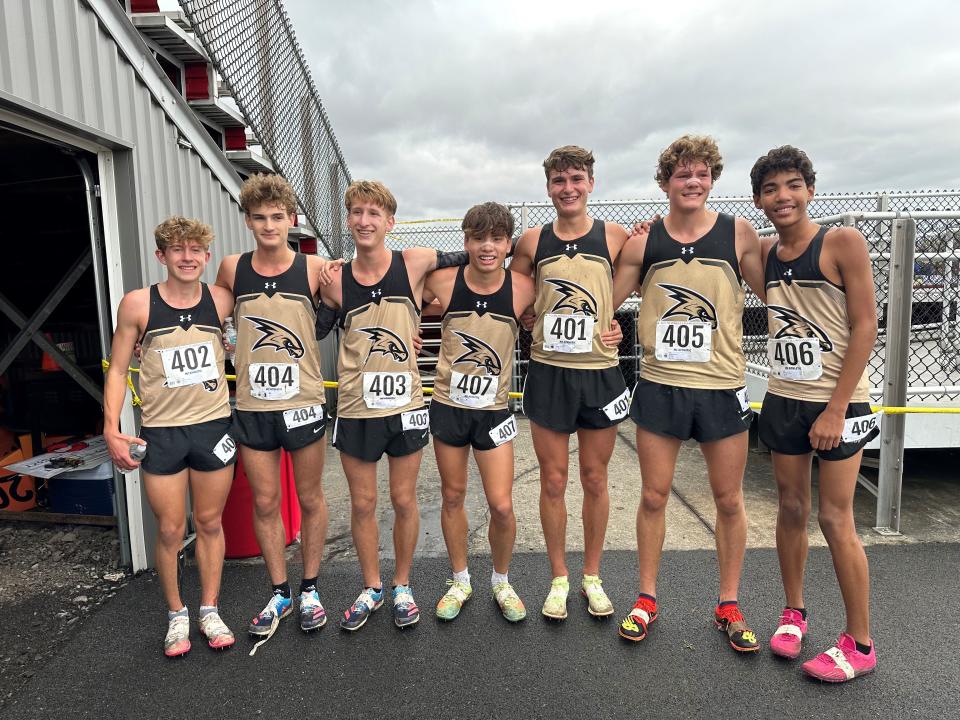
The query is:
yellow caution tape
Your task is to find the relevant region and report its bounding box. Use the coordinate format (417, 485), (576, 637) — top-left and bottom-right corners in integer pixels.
(395, 218), (462, 225)
(102, 360), (956, 413)
(101, 359), (142, 407)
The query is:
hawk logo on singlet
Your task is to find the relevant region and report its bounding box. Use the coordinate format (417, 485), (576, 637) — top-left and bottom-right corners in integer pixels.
(657, 283), (718, 329)
(452, 330), (502, 376)
(545, 278), (598, 317)
(202, 379), (219, 393)
(359, 327), (409, 364)
(245, 316), (305, 358)
(768, 305), (834, 352)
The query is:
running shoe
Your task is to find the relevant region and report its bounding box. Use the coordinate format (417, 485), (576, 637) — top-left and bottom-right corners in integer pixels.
(436, 579), (472, 621)
(714, 603), (760, 653)
(198, 611), (235, 650)
(492, 582), (527, 622)
(770, 608), (807, 659)
(392, 585), (420, 628)
(340, 587), (384, 632)
(163, 615), (191, 657)
(299, 589), (327, 632)
(581, 575), (614, 617)
(618, 595), (658, 642)
(248, 592), (293, 636)
(802, 632), (876, 682)
(541, 576), (569, 620)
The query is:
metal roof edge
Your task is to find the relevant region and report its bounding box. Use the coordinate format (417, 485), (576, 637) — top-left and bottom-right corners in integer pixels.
(83, 0), (242, 203)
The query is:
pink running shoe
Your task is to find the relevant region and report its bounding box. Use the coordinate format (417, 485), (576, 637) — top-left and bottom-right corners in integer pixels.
(802, 632), (876, 682)
(770, 608), (807, 659)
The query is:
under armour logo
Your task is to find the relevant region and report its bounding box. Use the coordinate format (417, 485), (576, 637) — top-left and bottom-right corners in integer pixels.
(264, 282), (277, 289)
(567, 244), (578, 252)
(476, 301), (487, 309)
(681, 247), (694, 256)
(371, 289), (382, 298)
(784, 269), (793, 277)
(179, 314), (192, 322)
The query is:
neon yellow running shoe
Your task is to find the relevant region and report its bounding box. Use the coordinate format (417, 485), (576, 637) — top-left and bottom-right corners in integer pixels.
(435, 579), (472, 621)
(541, 576), (569, 620)
(492, 582), (527, 622)
(581, 575), (614, 617)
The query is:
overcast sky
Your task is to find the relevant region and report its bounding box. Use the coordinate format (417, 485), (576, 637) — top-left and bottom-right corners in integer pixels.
(282, 0), (959, 220)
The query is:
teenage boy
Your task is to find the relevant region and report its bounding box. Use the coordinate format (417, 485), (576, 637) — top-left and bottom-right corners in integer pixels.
(215, 174), (335, 639)
(316, 180), (467, 630)
(753, 146), (878, 681)
(510, 146), (630, 620)
(612, 135), (765, 652)
(105, 216), (237, 657)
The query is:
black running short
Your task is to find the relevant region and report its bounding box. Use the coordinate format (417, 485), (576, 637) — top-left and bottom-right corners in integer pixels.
(521, 360), (629, 434)
(140, 416), (237, 475)
(629, 378), (752, 443)
(758, 393), (878, 461)
(332, 406), (430, 462)
(429, 400), (516, 451)
(232, 404), (326, 452)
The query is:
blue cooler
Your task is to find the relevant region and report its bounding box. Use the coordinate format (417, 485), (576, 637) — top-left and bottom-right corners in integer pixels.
(47, 461), (115, 516)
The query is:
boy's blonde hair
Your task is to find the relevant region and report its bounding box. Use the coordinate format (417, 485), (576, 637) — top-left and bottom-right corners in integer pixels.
(344, 180), (397, 215)
(154, 216), (214, 252)
(543, 145), (595, 180)
(655, 135), (724, 185)
(239, 173), (297, 215)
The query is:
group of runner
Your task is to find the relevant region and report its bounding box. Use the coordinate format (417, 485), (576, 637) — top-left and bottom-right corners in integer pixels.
(103, 134), (879, 683)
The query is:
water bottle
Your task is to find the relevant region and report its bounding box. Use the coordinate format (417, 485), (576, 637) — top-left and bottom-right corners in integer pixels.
(129, 443), (147, 461)
(223, 316), (237, 365)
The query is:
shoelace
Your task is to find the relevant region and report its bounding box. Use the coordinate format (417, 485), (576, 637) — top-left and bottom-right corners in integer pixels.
(393, 589), (415, 610)
(493, 583), (517, 604)
(716, 605), (745, 624)
(165, 615), (189, 644)
(301, 591), (321, 610)
(443, 580), (471, 603)
(353, 590), (379, 613)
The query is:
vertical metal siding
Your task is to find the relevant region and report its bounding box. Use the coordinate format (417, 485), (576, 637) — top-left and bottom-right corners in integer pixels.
(0, 0), (251, 286)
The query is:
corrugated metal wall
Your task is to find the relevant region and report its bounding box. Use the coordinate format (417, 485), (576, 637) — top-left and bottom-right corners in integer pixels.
(0, 0), (250, 286)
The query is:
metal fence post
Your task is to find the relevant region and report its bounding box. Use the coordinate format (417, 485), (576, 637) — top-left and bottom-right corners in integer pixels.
(520, 204), (529, 232)
(875, 217), (916, 534)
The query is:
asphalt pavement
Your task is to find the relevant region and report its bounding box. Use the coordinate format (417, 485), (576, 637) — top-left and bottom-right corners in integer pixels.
(5, 544), (959, 719)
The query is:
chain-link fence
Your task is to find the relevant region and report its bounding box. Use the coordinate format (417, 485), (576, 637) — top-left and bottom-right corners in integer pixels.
(180, 0), (352, 259)
(389, 191), (960, 410)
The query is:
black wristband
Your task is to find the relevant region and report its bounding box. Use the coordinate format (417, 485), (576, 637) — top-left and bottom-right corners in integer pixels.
(435, 249), (470, 269)
(315, 302), (340, 339)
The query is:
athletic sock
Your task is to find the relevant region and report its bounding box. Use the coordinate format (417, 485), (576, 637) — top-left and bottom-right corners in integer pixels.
(300, 577), (318, 595)
(718, 599), (738, 609)
(787, 606), (808, 620)
(198, 605), (218, 619)
(638, 592), (657, 605)
(273, 581), (291, 599)
(168, 606), (188, 622)
(491, 570), (509, 588)
(855, 640), (872, 654)
(452, 568), (471, 587)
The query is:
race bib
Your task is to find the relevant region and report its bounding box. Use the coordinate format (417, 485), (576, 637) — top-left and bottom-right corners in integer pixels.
(601, 388), (631, 421)
(841, 411), (882, 443)
(488, 414), (518, 447)
(401, 407), (429, 432)
(655, 321), (712, 362)
(543, 313), (594, 353)
(212, 433), (236, 464)
(768, 338), (823, 381)
(449, 370), (497, 408)
(363, 372), (412, 410)
(249, 363), (299, 401)
(158, 341), (218, 388)
(283, 404), (324, 430)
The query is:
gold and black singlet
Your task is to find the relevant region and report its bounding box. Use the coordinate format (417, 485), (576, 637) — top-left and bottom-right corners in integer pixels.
(233, 252), (326, 412)
(765, 226), (870, 403)
(337, 251), (422, 419)
(432, 267), (518, 411)
(531, 219), (618, 370)
(138, 283), (230, 427)
(637, 213), (745, 389)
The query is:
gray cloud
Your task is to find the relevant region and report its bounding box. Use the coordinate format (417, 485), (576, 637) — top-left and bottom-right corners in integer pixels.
(287, 0), (960, 218)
